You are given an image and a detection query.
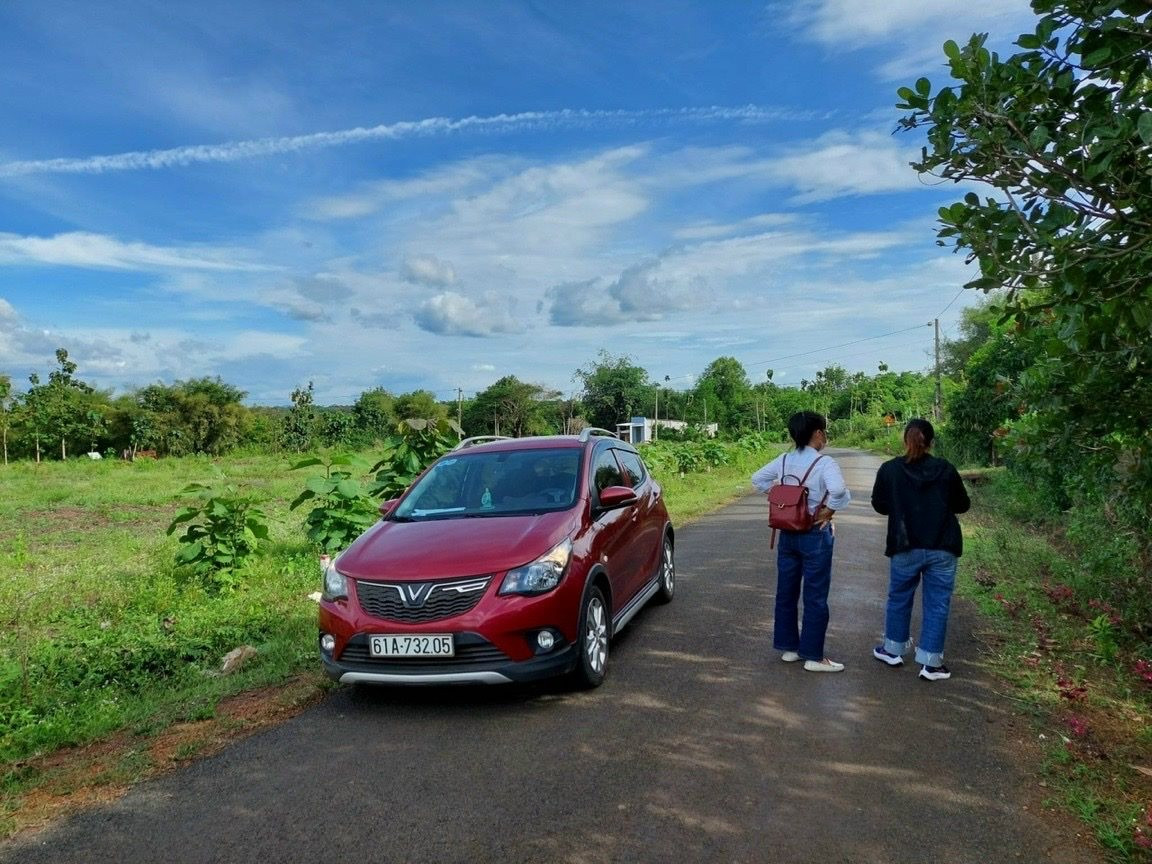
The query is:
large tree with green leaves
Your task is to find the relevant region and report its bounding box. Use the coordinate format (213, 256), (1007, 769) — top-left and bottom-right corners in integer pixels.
(463, 376), (559, 437)
(574, 351), (650, 431)
(695, 357), (753, 434)
(899, 0), (1152, 629)
(352, 387), (396, 444)
(897, 1), (1152, 461)
(19, 349), (102, 460)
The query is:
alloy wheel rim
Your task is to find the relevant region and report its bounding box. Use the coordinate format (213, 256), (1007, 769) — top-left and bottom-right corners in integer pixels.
(662, 542), (675, 592)
(584, 598), (607, 673)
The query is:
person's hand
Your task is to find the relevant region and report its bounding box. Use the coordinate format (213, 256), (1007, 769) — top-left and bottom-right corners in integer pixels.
(814, 505), (836, 526)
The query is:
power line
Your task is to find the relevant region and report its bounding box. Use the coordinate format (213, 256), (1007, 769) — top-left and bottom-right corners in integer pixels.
(744, 323), (932, 369)
(935, 286), (966, 318)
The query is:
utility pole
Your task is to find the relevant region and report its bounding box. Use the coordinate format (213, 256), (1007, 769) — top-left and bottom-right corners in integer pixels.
(456, 388), (463, 438)
(933, 318), (942, 422)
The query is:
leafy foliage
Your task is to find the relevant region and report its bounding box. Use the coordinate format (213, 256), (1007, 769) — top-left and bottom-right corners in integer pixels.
(166, 482), (270, 591)
(462, 375), (561, 437)
(289, 454), (379, 554)
(898, 0), (1152, 637)
(575, 351), (650, 431)
(370, 417), (463, 500)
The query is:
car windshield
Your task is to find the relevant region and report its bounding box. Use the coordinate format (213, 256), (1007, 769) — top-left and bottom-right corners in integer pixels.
(392, 447), (582, 520)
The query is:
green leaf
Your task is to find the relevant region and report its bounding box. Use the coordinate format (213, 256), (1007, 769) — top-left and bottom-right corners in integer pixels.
(306, 476), (336, 494)
(943, 40), (960, 61)
(290, 457), (324, 470)
(175, 542), (203, 563)
(1137, 112), (1152, 145)
(915, 77), (931, 97)
(1081, 44), (1113, 67)
(288, 490), (315, 510)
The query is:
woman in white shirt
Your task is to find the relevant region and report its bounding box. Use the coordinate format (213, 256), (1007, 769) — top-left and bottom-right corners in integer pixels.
(751, 411), (852, 672)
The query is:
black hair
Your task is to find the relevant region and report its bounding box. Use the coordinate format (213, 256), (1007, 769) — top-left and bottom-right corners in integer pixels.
(903, 417), (935, 462)
(787, 410), (827, 449)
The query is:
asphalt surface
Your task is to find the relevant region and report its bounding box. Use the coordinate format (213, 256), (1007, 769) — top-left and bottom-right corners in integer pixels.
(3, 449), (1105, 864)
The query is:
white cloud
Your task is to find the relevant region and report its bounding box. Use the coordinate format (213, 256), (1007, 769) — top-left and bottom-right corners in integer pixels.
(0, 107), (795, 178)
(414, 291), (524, 336)
(785, 0), (1032, 45)
(762, 131), (923, 203)
(0, 232), (274, 272)
(545, 260), (697, 327)
(402, 255), (456, 287)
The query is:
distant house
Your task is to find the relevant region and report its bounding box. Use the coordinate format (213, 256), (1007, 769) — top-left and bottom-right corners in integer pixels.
(615, 416), (717, 444)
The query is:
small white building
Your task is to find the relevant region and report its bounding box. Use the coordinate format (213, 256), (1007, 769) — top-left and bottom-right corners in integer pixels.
(615, 416), (717, 444)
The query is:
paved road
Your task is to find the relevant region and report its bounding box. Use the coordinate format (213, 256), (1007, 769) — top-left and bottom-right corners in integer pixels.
(3, 449), (1104, 864)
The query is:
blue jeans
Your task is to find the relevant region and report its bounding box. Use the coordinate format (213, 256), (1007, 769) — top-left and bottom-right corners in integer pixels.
(881, 549), (958, 667)
(773, 526), (835, 661)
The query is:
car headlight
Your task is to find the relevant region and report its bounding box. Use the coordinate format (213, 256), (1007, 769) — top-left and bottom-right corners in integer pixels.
(321, 555), (348, 601)
(499, 539), (572, 596)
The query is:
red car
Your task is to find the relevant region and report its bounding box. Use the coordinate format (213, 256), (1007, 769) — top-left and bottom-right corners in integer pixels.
(317, 428), (675, 688)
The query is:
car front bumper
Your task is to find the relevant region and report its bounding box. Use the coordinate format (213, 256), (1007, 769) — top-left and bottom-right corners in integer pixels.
(320, 631), (578, 685)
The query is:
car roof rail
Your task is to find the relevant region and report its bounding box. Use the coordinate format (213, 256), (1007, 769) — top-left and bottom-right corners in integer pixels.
(452, 435), (515, 451)
(577, 427), (620, 442)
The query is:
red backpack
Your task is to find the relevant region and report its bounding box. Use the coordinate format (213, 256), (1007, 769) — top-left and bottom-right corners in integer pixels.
(766, 454), (826, 548)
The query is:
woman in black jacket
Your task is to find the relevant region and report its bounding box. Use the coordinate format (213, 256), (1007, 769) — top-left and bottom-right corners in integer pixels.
(870, 418), (970, 681)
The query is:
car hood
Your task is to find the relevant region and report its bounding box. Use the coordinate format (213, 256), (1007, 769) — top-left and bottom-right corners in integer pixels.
(335, 510), (580, 581)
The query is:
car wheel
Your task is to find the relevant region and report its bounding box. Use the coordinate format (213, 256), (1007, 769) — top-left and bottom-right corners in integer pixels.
(573, 585), (609, 688)
(654, 535), (675, 604)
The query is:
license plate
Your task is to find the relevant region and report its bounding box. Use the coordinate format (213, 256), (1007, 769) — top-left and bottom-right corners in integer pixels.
(368, 634), (454, 658)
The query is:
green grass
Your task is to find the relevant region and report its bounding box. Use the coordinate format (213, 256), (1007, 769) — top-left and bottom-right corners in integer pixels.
(960, 470), (1152, 863)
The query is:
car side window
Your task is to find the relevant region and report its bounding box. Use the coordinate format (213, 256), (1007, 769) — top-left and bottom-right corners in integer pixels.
(613, 450), (646, 489)
(592, 450), (625, 492)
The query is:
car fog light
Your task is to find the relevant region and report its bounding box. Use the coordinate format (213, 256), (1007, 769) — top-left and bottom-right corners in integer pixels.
(536, 630), (556, 651)
(320, 633), (336, 653)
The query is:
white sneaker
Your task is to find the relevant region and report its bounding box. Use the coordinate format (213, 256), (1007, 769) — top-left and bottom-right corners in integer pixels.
(781, 651), (801, 663)
(803, 658), (845, 673)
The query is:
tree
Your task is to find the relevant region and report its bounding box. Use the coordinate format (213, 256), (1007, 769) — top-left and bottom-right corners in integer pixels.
(574, 351), (650, 431)
(896, 1), (1152, 470)
(282, 382), (318, 452)
(353, 388), (396, 443)
(695, 357), (753, 434)
(0, 374), (11, 464)
(899, 1), (1152, 629)
(393, 390), (448, 422)
(131, 377), (249, 456)
(19, 349), (99, 460)
(940, 295), (1009, 376)
(463, 376), (560, 437)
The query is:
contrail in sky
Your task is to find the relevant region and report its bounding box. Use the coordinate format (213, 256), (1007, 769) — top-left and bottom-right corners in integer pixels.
(0, 105), (797, 178)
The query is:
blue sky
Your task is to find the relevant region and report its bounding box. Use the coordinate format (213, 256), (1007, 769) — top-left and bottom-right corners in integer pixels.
(0, 0), (1037, 406)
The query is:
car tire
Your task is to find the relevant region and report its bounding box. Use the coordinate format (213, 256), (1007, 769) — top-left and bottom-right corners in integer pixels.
(654, 534), (675, 604)
(573, 585), (609, 688)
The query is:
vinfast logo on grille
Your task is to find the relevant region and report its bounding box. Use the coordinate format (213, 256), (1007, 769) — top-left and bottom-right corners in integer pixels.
(389, 578), (488, 608)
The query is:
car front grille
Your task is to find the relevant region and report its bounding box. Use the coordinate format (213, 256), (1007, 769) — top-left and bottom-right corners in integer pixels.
(355, 575), (493, 623)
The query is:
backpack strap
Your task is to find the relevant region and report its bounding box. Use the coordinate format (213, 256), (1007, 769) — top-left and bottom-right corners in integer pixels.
(803, 455), (830, 510)
(797, 454), (824, 485)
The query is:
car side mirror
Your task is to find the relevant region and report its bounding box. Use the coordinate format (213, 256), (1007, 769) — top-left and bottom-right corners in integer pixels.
(596, 485), (637, 511)
(379, 498), (399, 516)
